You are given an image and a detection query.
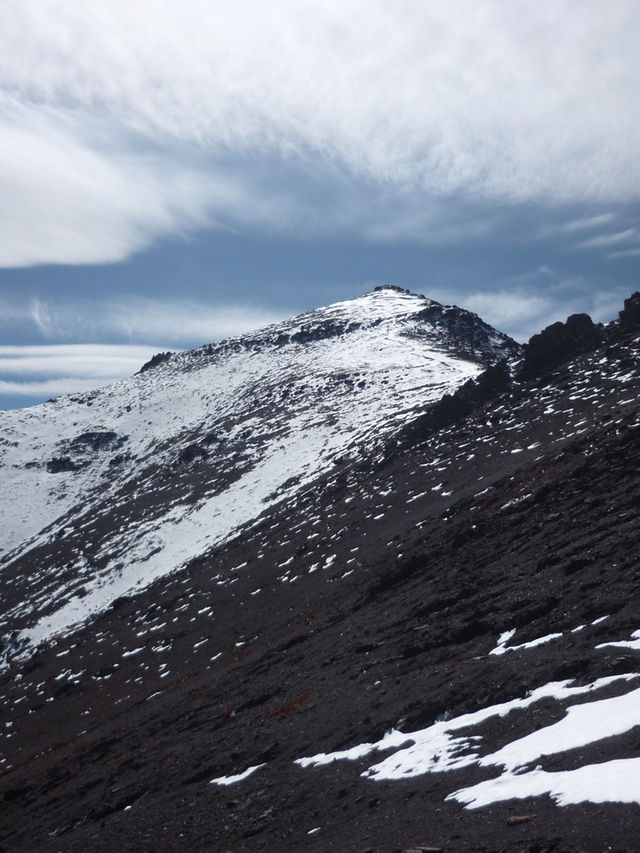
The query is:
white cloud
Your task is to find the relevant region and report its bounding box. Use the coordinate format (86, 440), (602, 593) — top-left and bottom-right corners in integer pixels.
(0, 295), (289, 346)
(559, 213), (616, 233)
(574, 228), (638, 250)
(0, 298), (289, 406)
(455, 291), (556, 342)
(0, 378), (116, 397)
(103, 298), (288, 344)
(0, 344), (161, 378)
(608, 247), (640, 259)
(0, 344), (162, 399)
(590, 288), (630, 321)
(1, 2), (639, 266)
(0, 99), (238, 267)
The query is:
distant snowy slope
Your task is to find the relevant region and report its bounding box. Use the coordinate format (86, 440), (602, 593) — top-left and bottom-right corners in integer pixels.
(0, 286), (518, 649)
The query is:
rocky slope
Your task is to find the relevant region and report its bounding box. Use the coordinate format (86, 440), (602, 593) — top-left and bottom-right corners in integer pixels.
(2, 288), (640, 852)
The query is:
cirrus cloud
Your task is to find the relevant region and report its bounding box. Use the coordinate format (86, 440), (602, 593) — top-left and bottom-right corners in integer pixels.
(0, 294), (289, 346)
(0, 296), (290, 408)
(0, 344), (162, 402)
(1, 1), (639, 267)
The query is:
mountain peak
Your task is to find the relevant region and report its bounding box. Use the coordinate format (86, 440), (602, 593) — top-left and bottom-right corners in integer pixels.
(370, 283), (428, 298)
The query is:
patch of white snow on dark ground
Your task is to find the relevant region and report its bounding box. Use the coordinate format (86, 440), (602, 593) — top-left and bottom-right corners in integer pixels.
(209, 764), (266, 786)
(296, 674), (640, 806)
(451, 758), (640, 809)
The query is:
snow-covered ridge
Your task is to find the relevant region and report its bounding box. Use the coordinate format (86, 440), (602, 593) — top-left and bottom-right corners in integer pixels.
(0, 286), (518, 652)
(180, 285), (518, 369)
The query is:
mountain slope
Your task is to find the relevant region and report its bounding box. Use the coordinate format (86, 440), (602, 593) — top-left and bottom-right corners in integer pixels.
(0, 285), (517, 655)
(3, 290), (640, 852)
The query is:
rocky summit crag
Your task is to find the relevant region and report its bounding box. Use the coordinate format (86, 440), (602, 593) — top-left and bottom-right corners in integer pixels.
(2, 286), (640, 852)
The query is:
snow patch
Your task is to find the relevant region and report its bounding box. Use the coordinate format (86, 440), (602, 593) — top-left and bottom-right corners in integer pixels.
(451, 758), (640, 809)
(296, 674), (640, 807)
(209, 763), (266, 786)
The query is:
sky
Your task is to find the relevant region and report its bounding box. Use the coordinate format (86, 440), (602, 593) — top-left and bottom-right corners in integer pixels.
(1, 1), (639, 410)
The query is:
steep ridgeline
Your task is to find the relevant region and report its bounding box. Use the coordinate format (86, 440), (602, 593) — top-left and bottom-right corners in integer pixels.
(0, 286), (517, 655)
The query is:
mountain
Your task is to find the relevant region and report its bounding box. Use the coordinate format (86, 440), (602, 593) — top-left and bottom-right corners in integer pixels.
(2, 287), (640, 852)
(0, 285), (517, 653)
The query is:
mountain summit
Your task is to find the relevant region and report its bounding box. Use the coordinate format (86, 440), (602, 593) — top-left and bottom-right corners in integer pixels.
(3, 289), (640, 852)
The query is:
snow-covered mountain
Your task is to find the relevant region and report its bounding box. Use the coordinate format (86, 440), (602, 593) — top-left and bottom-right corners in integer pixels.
(3, 287), (640, 853)
(0, 285), (517, 651)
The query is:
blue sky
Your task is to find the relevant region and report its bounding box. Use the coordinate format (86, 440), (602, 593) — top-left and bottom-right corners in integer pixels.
(1, 1), (639, 410)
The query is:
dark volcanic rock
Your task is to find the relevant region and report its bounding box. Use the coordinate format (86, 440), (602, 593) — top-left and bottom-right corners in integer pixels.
(46, 431), (127, 473)
(46, 455), (80, 473)
(618, 291), (640, 330)
(69, 430), (123, 452)
(177, 443), (209, 464)
(396, 359), (511, 445)
(138, 350), (174, 373)
(520, 312), (602, 379)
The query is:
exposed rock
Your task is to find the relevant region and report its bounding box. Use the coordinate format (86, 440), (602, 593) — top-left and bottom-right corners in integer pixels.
(138, 350), (174, 373)
(68, 430), (124, 452)
(520, 312), (603, 379)
(397, 359), (512, 445)
(177, 443), (209, 464)
(46, 456), (79, 473)
(618, 291), (640, 330)
(46, 431), (127, 473)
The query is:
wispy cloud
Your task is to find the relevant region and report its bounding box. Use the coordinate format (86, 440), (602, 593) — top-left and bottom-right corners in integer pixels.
(0, 99), (219, 267)
(608, 247), (640, 259)
(1, 295), (289, 346)
(0, 344), (162, 400)
(457, 290), (558, 342)
(0, 378), (112, 397)
(0, 344), (160, 378)
(574, 228), (638, 250)
(558, 213), (616, 233)
(104, 298), (288, 344)
(0, 296), (290, 407)
(1, 2), (639, 266)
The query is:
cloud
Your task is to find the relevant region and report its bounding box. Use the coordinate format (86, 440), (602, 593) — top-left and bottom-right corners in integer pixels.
(0, 298), (288, 407)
(590, 289), (629, 321)
(458, 291), (556, 342)
(1, 2), (640, 266)
(0, 378), (112, 397)
(559, 213), (616, 233)
(103, 298), (288, 344)
(0, 99), (223, 267)
(574, 228), (638, 250)
(608, 248), (640, 259)
(0, 295), (289, 346)
(0, 377), (123, 397)
(0, 344), (162, 399)
(0, 344), (160, 378)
